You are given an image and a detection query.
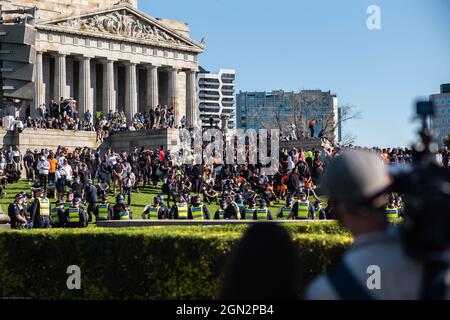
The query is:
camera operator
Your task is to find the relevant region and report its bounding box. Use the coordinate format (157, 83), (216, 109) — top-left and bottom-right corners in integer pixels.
(306, 102), (450, 300)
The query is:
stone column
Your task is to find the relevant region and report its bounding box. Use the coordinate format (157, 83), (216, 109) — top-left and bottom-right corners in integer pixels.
(185, 69), (197, 128)
(53, 53), (67, 103)
(78, 56), (93, 123)
(146, 65), (159, 111)
(103, 59), (116, 116)
(34, 51), (45, 117)
(168, 68), (179, 125)
(125, 62), (138, 125)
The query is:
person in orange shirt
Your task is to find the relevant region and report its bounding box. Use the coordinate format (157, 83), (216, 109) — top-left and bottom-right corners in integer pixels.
(304, 174), (320, 201)
(47, 153), (58, 182)
(47, 152), (58, 199)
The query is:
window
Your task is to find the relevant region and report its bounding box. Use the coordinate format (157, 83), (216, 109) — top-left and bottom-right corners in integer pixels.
(448, 109), (450, 114)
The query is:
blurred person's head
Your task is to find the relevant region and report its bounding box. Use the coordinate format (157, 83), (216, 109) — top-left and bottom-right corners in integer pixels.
(320, 150), (391, 236)
(219, 223), (301, 299)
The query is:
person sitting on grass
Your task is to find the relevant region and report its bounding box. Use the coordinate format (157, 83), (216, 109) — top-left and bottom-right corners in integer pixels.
(203, 183), (219, 204)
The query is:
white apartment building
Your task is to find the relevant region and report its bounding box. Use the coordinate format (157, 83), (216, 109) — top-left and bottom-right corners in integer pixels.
(197, 67), (236, 129)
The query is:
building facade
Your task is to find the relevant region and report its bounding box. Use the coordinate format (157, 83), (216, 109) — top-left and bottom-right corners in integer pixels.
(197, 67), (236, 129)
(237, 89), (340, 142)
(430, 83), (450, 147)
(1, 0), (204, 127)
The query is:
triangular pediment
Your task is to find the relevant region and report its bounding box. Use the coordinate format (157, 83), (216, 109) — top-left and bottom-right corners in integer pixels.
(37, 5), (204, 51)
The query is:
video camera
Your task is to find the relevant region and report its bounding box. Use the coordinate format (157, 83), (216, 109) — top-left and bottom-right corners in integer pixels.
(390, 100), (450, 260)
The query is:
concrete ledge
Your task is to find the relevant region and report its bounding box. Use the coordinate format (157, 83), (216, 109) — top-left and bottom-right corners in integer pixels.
(97, 220), (328, 227)
(0, 224), (11, 229)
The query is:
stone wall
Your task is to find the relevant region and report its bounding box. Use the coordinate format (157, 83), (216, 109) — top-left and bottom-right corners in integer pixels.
(0, 128), (100, 154)
(279, 138), (323, 151)
(107, 128), (181, 152)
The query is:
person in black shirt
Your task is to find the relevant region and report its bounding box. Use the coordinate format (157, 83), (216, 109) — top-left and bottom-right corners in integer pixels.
(8, 193), (27, 229)
(71, 176), (84, 199)
(313, 200), (327, 220)
(84, 179), (98, 223)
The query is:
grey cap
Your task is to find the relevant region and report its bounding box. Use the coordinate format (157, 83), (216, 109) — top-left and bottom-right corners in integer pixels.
(320, 150), (391, 205)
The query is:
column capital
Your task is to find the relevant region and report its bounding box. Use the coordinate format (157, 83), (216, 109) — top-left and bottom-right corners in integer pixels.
(102, 58), (117, 63)
(53, 52), (68, 58)
(79, 55), (94, 61)
(124, 61), (138, 66)
(184, 68), (197, 74)
(145, 64), (160, 70)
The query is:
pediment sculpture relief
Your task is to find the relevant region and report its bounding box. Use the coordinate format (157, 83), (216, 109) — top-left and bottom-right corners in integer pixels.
(56, 11), (184, 45)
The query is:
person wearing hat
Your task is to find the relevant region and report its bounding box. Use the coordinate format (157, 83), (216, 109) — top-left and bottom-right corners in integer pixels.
(306, 150), (432, 300)
(51, 200), (67, 228)
(313, 200), (327, 220)
(255, 199), (272, 221)
(277, 197), (294, 220)
(29, 188), (52, 229)
(65, 197), (88, 228)
(214, 201), (228, 220)
(244, 198), (257, 220)
(170, 193), (189, 220)
(188, 195), (210, 220)
(95, 194), (113, 223)
(142, 196), (166, 220)
(112, 194), (133, 220)
(291, 192), (314, 220)
(8, 193), (27, 229)
(36, 155), (50, 194)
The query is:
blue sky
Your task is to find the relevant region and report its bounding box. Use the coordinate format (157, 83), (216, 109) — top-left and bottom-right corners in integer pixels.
(139, 0), (450, 147)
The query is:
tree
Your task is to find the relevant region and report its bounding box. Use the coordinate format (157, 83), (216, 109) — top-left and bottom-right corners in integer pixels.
(321, 103), (361, 146)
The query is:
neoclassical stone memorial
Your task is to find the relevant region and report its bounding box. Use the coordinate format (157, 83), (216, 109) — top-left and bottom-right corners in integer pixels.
(24, 0), (203, 127)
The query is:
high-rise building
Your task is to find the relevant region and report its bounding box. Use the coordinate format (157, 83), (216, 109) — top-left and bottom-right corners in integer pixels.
(197, 67), (236, 129)
(430, 83), (450, 147)
(236, 89), (340, 142)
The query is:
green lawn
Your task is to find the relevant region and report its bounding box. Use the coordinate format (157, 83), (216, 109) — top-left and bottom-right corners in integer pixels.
(0, 180), (327, 225)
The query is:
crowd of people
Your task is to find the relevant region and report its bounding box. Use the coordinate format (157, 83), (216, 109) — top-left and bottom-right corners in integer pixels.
(3, 139), (448, 230)
(12, 98), (185, 142)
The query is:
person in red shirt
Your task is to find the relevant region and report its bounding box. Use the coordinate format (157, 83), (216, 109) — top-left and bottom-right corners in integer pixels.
(309, 119), (316, 138)
(158, 146), (165, 162)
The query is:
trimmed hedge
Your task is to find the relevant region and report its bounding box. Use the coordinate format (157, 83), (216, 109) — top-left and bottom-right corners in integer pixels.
(0, 225), (352, 299)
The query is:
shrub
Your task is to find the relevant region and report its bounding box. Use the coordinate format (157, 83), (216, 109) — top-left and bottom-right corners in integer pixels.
(0, 226), (352, 299)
